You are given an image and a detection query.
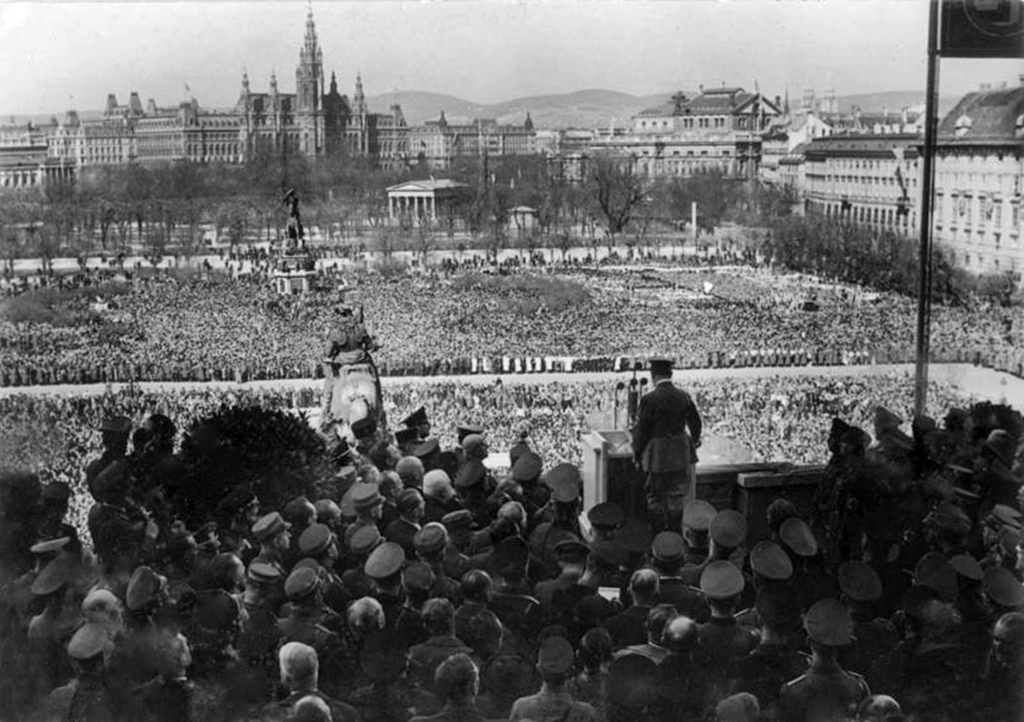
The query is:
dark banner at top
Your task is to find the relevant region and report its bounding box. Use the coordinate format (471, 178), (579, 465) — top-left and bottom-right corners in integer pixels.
(940, 0), (1024, 57)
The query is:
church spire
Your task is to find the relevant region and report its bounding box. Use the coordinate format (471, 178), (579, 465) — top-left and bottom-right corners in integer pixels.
(354, 72), (367, 115)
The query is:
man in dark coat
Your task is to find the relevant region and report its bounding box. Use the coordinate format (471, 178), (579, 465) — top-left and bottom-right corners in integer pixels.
(631, 357), (702, 534)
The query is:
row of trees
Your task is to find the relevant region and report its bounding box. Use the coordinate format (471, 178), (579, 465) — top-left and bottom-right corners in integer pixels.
(0, 152), (715, 268)
(765, 215), (1019, 307)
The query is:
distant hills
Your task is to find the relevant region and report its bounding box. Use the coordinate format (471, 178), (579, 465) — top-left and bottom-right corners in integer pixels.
(369, 88), (961, 128)
(365, 88), (675, 129)
(6, 88), (961, 132)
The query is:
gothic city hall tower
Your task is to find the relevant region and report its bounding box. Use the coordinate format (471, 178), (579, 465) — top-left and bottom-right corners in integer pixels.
(295, 6), (325, 156)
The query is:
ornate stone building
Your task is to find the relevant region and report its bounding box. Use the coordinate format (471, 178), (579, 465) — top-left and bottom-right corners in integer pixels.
(47, 8), (407, 169)
(587, 86), (782, 179)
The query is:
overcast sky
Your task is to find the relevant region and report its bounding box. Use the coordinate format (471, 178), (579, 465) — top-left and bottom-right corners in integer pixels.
(1, 0), (1020, 116)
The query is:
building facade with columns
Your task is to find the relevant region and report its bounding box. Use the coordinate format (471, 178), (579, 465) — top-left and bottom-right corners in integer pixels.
(386, 179), (468, 224)
(587, 87), (782, 179)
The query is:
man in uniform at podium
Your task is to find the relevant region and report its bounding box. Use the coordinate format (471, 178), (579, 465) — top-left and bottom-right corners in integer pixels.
(631, 357), (702, 535)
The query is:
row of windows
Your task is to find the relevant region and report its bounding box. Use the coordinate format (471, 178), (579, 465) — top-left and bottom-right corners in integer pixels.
(822, 203), (912, 227)
(937, 194), (1021, 230)
(825, 157), (917, 172)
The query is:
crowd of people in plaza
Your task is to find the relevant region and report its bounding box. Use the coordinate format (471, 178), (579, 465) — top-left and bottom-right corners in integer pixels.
(2, 265), (1023, 388)
(1, 377), (1023, 722)
(1, 372), (974, 532)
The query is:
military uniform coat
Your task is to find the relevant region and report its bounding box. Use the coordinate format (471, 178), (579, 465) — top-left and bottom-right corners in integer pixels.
(631, 380), (701, 473)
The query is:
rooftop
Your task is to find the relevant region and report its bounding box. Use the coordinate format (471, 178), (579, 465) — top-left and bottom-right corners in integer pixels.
(937, 86), (1024, 146)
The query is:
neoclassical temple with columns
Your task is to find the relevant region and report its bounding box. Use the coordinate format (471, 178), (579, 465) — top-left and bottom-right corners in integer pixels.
(385, 179), (468, 224)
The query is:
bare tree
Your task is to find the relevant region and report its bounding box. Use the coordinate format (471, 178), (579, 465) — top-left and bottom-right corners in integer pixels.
(586, 154), (646, 242)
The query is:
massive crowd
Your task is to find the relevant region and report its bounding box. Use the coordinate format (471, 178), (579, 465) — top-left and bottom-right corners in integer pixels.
(2, 265), (1023, 387)
(1, 373), (1022, 722)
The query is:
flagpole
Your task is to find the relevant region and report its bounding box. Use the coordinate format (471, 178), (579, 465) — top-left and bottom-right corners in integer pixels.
(914, 0), (941, 417)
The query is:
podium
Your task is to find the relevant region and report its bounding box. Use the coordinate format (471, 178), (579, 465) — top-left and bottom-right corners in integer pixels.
(580, 429), (825, 544)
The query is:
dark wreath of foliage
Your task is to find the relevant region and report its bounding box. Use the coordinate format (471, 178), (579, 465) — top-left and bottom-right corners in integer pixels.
(179, 405), (332, 518)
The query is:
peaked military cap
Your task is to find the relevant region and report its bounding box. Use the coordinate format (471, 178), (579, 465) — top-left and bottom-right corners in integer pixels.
(441, 509), (473, 531)
(349, 524), (383, 555)
(293, 558), (321, 573)
(401, 406), (428, 428)
(991, 504), (1023, 530)
(648, 356), (674, 375)
(511, 451), (543, 482)
(351, 483), (384, 511)
(949, 554), (983, 581)
(982, 566), (1024, 608)
(365, 541), (405, 580)
(42, 482), (72, 501)
(543, 463), (581, 503)
(587, 502), (624, 530)
(413, 438), (440, 458)
(252, 512), (291, 543)
(100, 415), (132, 434)
(607, 653), (661, 709)
(285, 567), (320, 601)
(298, 524), (334, 557)
(396, 488), (423, 515)
(804, 598), (855, 646)
(31, 537), (71, 555)
(247, 561), (283, 585)
(838, 560), (883, 602)
(127, 566), (167, 611)
(462, 434), (488, 457)
(779, 517), (818, 557)
(710, 510), (748, 548)
(700, 560), (745, 600)
(403, 561), (435, 591)
(750, 540), (793, 581)
(82, 589), (120, 617)
(683, 499), (717, 531)
(32, 557), (70, 596)
(537, 636), (575, 675)
(413, 522), (448, 556)
(651, 532), (685, 563)
(67, 622), (110, 661)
